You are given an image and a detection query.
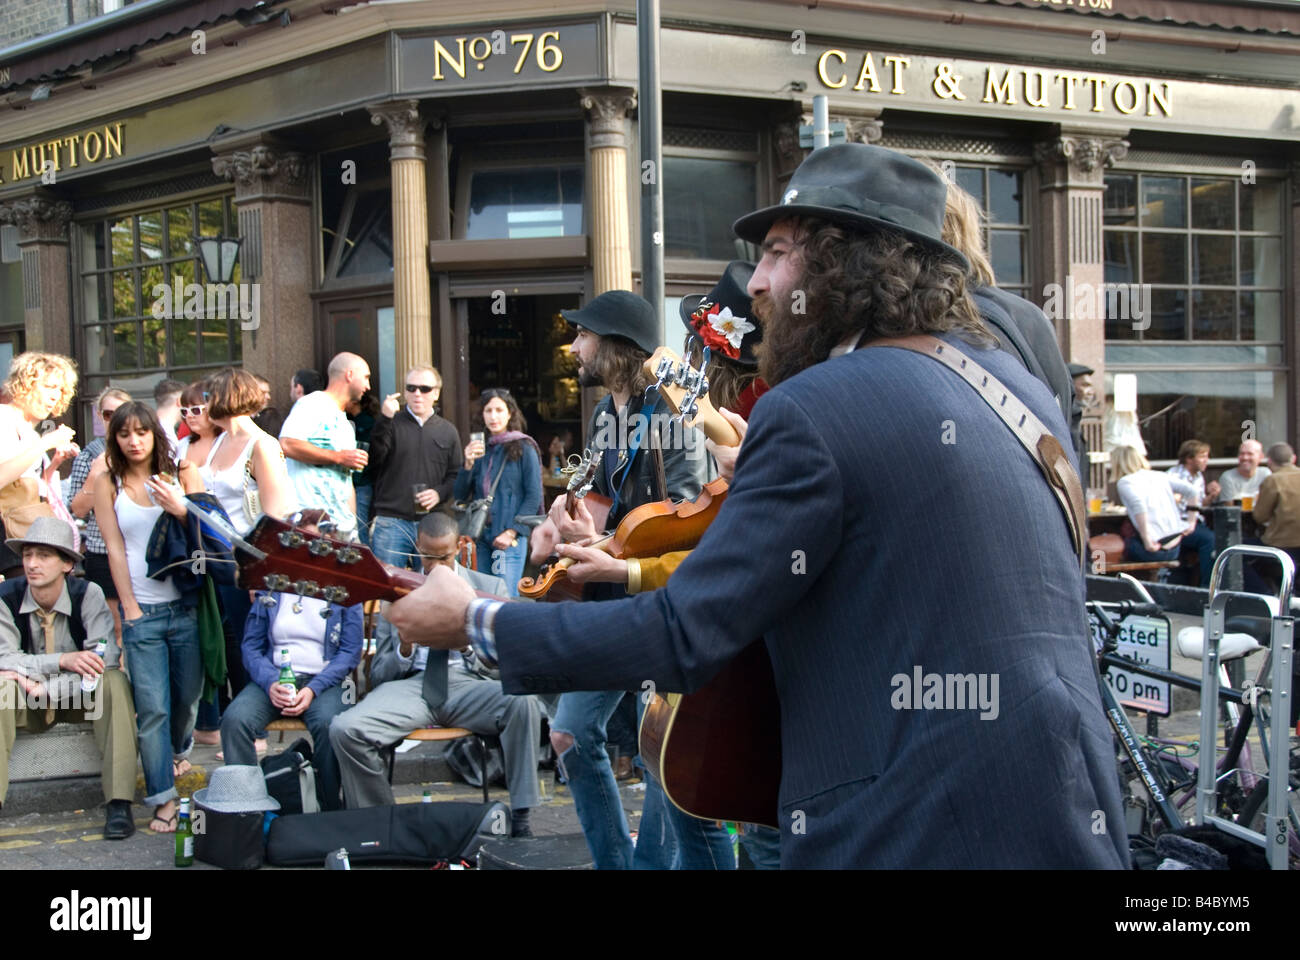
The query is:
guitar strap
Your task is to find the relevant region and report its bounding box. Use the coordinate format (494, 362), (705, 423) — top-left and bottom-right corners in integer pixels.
(863, 335), (1088, 567)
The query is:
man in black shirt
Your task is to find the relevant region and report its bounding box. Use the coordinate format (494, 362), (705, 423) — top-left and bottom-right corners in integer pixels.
(367, 364), (461, 571)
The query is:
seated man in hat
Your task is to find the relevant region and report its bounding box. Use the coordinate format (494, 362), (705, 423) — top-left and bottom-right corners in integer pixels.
(0, 517), (138, 839)
(220, 510), (362, 811)
(330, 510), (541, 835)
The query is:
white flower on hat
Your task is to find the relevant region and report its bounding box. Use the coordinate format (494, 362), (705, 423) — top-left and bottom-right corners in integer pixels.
(707, 307), (755, 350)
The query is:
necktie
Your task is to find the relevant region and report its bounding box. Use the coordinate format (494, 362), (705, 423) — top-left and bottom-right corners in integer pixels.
(421, 647), (449, 711)
(34, 608), (57, 724)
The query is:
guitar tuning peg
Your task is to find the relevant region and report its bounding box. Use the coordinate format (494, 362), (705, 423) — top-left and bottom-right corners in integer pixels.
(319, 604), (333, 620)
(258, 594), (278, 608)
(292, 596), (304, 614)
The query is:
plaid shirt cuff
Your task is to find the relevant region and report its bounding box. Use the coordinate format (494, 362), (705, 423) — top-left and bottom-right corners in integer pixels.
(464, 598), (504, 667)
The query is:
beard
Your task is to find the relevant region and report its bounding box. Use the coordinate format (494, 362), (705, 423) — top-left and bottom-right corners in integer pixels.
(753, 289), (863, 387)
(577, 366), (603, 389)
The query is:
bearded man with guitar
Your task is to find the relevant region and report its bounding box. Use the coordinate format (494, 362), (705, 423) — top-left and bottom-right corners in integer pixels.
(384, 144), (1129, 869)
(529, 290), (716, 870)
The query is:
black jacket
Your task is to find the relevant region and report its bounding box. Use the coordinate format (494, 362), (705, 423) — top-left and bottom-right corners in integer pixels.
(369, 408), (462, 520)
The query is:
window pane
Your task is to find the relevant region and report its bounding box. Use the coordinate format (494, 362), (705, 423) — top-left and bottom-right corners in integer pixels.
(955, 167), (984, 208)
(1191, 289), (1235, 341)
(1108, 344), (1282, 367)
(198, 199), (224, 240)
(111, 218), (134, 267)
(141, 314), (166, 369)
(111, 270), (135, 318)
(1104, 175), (1137, 227)
(171, 312), (198, 367)
(80, 222), (109, 272)
(1240, 291), (1282, 342)
(142, 264), (164, 315)
(988, 231), (1023, 285)
(82, 273), (108, 324)
(1121, 367), (1286, 461)
(1239, 180), (1282, 233)
(1104, 233), (1137, 284)
(663, 158), (756, 260)
(170, 259), (195, 288)
(1141, 233), (1186, 284)
(1141, 176), (1186, 228)
(84, 325), (111, 374)
(1191, 234), (1233, 285)
(1190, 179), (1234, 230)
(202, 315), (234, 364)
(112, 321), (138, 370)
(168, 205), (194, 258)
(465, 166), (584, 241)
(1240, 237), (1281, 287)
(987, 169), (1023, 225)
(1144, 289), (1187, 341)
(138, 212), (163, 261)
(337, 197), (394, 277)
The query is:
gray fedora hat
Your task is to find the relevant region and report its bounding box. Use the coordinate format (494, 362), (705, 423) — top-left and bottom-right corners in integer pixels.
(732, 143), (968, 269)
(5, 515), (82, 564)
(193, 765), (280, 813)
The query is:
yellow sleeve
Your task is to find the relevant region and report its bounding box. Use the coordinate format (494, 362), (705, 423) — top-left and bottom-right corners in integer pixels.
(626, 550), (693, 594)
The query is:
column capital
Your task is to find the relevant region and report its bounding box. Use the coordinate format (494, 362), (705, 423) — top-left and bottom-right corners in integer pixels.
(579, 88), (637, 149)
(0, 193), (73, 244)
(843, 115), (884, 146)
(368, 100), (426, 161)
(1033, 131), (1129, 186)
(210, 135), (309, 204)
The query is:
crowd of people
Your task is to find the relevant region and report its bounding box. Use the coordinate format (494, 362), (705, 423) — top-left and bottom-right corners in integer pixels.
(0, 141), (1297, 869)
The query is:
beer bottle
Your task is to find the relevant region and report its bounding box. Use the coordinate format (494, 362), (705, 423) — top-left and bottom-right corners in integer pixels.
(278, 650), (297, 698)
(422, 789), (432, 803)
(175, 798), (194, 867)
(81, 640), (108, 694)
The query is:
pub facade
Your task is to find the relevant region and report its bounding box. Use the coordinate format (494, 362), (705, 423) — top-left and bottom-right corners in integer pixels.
(0, 0), (1296, 467)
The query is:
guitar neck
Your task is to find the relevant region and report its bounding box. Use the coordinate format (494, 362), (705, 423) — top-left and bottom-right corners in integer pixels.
(644, 347), (741, 447)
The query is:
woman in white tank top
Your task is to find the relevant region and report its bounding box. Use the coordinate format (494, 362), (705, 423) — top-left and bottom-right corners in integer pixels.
(94, 400), (205, 835)
(205, 368), (297, 535)
(175, 381), (222, 487)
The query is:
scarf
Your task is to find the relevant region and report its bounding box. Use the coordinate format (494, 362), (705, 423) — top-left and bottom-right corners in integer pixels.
(479, 431), (540, 498)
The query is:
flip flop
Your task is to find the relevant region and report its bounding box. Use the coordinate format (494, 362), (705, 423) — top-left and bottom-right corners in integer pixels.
(173, 758), (192, 778)
(149, 810), (178, 833)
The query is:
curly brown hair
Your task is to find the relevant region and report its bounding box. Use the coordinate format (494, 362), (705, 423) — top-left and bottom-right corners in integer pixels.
(754, 219), (993, 386)
(3, 351), (78, 419)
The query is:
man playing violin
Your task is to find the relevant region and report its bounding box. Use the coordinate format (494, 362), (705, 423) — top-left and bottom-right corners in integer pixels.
(387, 144), (1128, 869)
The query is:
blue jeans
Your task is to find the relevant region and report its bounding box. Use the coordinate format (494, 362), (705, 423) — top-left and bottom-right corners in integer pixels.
(551, 690), (634, 869)
(633, 691), (735, 870)
(369, 515), (420, 571)
(355, 486), (373, 546)
(738, 825), (782, 869)
(121, 600), (203, 806)
(1124, 537), (1178, 566)
(476, 536), (526, 597)
(1179, 520), (1216, 588)
(221, 676), (347, 810)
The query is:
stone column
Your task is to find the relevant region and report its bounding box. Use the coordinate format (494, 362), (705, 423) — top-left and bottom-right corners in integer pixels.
(369, 100), (431, 378)
(1291, 161), (1300, 448)
(0, 194), (74, 356)
(580, 88), (636, 295)
(210, 135), (312, 412)
(1033, 128), (1129, 381)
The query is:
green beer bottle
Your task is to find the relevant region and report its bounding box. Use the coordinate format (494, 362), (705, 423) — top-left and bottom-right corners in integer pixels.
(175, 798), (194, 867)
(278, 649), (297, 698)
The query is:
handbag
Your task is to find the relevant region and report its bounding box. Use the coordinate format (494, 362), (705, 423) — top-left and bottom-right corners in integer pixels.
(0, 476), (53, 540)
(242, 455), (261, 520)
(455, 454), (509, 540)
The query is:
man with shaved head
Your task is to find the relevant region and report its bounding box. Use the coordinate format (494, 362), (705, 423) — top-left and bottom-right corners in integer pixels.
(280, 352), (371, 537)
(1216, 439), (1271, 505)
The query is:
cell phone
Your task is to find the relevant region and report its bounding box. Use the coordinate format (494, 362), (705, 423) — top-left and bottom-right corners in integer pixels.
(1156, 531), (1183, 548)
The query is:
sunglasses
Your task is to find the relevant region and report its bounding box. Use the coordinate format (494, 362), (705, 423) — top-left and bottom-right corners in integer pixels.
(180, 405), (207, 417)
(101, 408), (120, 420)
(480, 389), (513, 400)
(406, 384), (439, 394)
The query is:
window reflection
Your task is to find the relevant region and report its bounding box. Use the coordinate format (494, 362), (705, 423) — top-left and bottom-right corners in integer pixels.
(466, 166), (583, 241)
(664, 158), (756, 260)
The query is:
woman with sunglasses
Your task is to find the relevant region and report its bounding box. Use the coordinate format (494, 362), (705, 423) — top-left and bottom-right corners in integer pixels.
(94, 401), (205, 833)
(175, 381), (222, 481)
(455, 389), (543, 596)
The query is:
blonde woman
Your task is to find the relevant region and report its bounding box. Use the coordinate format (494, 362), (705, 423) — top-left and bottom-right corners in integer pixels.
(1112, 444), (1200, 570)
(0, 352), (79, 576)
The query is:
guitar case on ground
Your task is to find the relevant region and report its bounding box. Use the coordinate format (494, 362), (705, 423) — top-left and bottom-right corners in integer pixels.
(266, 801), (510, 867)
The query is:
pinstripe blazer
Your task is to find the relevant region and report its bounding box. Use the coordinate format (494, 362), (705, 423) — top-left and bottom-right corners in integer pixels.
(492, 333), (1129, 869)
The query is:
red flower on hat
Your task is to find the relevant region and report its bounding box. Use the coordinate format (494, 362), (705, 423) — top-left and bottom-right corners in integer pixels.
(690, 301), (753, 361)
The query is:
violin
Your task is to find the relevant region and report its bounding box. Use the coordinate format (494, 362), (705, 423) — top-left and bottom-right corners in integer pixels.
(518, 341), (739, 600)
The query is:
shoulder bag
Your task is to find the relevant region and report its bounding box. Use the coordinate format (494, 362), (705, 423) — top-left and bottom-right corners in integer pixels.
(455, 454), (508, 541)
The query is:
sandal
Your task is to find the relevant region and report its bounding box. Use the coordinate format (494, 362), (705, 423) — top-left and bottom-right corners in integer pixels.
(173, 758), (192, 778)
(148, 808), (178, 833)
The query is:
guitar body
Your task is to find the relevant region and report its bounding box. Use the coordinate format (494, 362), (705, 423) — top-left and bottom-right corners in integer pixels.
(610, 478), (728, 559)
(639, 640), (782, 828)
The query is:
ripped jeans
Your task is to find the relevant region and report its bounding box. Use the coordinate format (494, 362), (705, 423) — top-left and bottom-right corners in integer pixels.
(550, 690), (634, 869)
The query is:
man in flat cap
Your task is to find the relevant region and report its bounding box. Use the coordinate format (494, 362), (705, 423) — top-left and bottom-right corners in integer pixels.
(0, 517), (137, 839)
(386, 144), (1127, 869)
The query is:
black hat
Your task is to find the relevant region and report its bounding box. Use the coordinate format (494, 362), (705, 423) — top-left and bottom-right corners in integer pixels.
(561, 290), (660, 356)
(1069, 362), (1095, 378)
(733, 143), (968, 269)
(679, 261), (761, 367)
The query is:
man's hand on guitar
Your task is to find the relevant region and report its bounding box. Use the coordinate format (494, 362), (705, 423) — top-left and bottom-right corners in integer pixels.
(707, 407), (748, 483)
(530, 517), (561, 564)
(387, 565), (476, 650)
(554, 497), (599, 544)
(554, 542), (628, 585)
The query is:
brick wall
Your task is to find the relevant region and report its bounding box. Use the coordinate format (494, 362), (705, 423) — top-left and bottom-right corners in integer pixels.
(0, 0), (107, 52)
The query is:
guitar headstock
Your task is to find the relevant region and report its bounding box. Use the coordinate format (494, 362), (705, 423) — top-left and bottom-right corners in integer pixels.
(644, 344), (741, 447)
(561, 447), (603, 517)
(238, 515), (420, 607)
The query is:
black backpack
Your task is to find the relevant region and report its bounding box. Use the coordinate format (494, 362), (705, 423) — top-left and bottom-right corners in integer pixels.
(260, 738), (320, 815)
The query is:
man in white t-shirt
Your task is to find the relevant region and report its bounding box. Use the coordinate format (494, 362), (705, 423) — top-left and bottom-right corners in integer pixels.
(1216, 440), (1271, 504)
(279, 353), (371, 537)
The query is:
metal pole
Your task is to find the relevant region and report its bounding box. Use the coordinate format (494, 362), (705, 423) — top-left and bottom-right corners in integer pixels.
(637, 0), (663, 318)
(812, 95), (830, 150)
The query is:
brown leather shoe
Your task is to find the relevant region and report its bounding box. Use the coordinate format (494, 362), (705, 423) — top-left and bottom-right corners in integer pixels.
(614, 755), (638, 782)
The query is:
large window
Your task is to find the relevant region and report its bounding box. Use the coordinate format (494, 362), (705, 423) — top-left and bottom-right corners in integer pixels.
(663, 128), (759, 261)
(952, 164), (1030, 298)
(78, 196), (242, 406)
(1103, 171), (1287, 459)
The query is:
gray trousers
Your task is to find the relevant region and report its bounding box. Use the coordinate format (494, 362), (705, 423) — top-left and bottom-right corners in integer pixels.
(330, 667), (541, 811)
